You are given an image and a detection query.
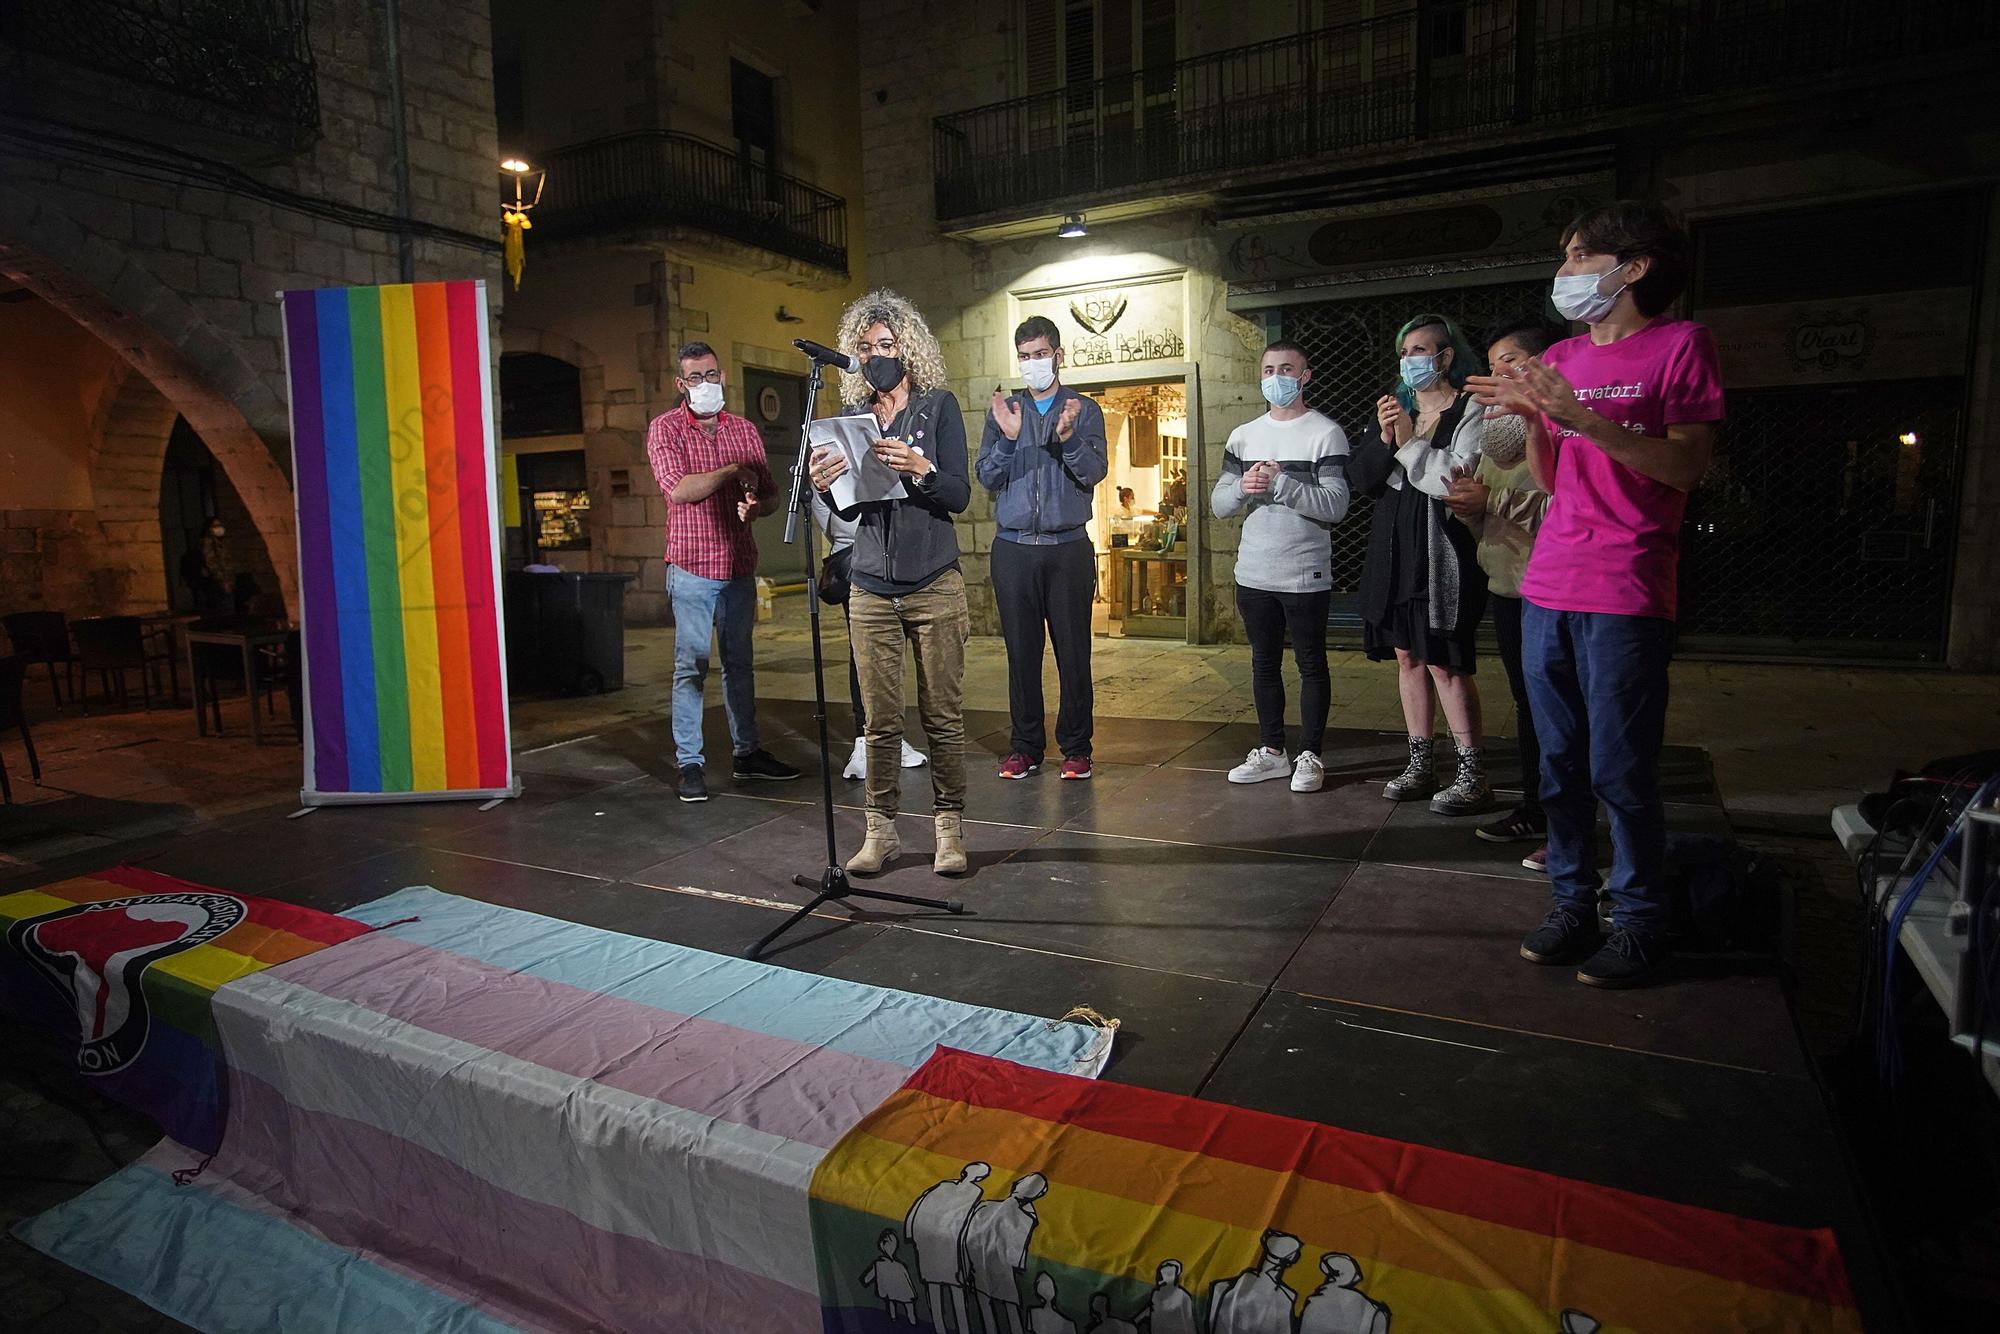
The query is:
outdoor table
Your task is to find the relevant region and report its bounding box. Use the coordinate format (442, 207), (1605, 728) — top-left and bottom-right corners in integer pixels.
(187, 625), (298, 744)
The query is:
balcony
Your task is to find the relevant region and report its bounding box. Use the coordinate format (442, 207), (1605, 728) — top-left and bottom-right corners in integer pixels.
(0, 0), (319, 139)
(933, 0), (1998, 228)
(535, 132), (849, 275)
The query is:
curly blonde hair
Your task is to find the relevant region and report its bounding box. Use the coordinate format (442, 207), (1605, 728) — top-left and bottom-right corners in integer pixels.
(834, 288), (950, 407)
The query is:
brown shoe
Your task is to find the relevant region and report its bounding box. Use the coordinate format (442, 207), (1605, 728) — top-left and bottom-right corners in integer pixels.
(932, 812), (968, 876)
(845, 812), (900, 876)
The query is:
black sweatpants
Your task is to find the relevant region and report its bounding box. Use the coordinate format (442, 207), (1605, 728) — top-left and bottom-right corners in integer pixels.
(991, 537), (1095, 761)
(1489, 593), (1542, 814)
(1236, 584), (1331, 757)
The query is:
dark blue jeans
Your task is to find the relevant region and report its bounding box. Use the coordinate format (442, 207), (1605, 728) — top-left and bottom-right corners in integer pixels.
(1522, 600), (1674, 935)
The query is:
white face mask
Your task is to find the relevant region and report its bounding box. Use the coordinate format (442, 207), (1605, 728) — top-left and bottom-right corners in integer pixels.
(686, 381), (725, 416)
(1020, 356), (1057, 393)
(1552, 263), (1629, 324)
(1261, 374), (1301, 409)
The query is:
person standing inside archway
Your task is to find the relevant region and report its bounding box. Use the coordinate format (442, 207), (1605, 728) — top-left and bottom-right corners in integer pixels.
(1350, 313), (1494, 816)
(646, 340), (800, 803)
(979, 315), (1108, 782)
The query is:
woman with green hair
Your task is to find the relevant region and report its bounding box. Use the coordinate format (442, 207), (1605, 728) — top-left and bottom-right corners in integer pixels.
(1349, 312), (1496, 816)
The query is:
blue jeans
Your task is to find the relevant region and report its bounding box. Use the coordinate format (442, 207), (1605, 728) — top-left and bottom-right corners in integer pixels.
(668, 567), (757, 769)
(1522, 600), (1674, 935)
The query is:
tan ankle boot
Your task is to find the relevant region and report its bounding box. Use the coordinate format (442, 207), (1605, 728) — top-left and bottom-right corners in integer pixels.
(932, 812), (967, 876)
(845, 812), (899, 876)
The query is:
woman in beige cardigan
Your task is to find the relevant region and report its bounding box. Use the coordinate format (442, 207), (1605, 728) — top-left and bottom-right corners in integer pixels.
(1446, 320), (1561, 870)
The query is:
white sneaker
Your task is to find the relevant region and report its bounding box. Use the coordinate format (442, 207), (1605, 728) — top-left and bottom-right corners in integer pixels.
(1228, 747), (1290, 784)
(900, 740), (928, 769)
(842, 736), (866, 780)
(1290, 751), (1325, 793)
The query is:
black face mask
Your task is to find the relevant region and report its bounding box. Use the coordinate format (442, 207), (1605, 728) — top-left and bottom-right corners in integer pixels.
(862, 356), (906, 394)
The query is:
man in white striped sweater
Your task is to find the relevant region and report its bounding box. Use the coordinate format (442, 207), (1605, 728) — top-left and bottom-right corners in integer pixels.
(1211, 340), (1353, 793)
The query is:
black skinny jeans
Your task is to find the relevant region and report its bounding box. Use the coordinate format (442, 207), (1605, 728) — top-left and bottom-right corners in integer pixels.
(1235, 584), (1331, 757)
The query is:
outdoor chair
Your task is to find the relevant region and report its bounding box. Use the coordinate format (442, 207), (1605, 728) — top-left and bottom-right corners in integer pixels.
(2, 611), (78, 708)
(0, 655), (41, 803)
(69, 616), (160, 713)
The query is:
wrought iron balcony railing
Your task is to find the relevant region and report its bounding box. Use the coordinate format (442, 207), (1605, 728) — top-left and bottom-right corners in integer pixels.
(934, 0), (1997, 224)
(0, 0), (319, 131)
(536, 132), (849, 274)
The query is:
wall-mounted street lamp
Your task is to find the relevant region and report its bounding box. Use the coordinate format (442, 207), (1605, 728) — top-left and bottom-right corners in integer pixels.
(500, 157), (546, 290)
(1057, 213), (1088, 239)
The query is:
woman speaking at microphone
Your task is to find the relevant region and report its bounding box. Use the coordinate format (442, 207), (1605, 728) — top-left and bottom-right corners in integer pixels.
(809, 289), (972, 877)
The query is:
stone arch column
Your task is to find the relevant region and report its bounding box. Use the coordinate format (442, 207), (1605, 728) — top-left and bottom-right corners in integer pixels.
(0, 184), (299, 618)
(86, 368), (179, 612)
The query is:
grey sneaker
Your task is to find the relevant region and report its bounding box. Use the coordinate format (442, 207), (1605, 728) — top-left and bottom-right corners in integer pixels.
(1430, 745), (1494, 816)
(1381, 735), (1435, 801)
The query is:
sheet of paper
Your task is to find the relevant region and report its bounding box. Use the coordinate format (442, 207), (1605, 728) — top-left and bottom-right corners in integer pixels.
(808, 415), (907, 509)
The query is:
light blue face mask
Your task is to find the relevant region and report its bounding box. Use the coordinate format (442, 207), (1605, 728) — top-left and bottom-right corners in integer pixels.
(1261, 374), (1301, 409)
(1400, 354), (1443, 391)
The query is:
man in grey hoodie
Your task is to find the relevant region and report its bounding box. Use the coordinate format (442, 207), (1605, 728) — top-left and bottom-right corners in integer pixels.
(977, 316), (1110, 781)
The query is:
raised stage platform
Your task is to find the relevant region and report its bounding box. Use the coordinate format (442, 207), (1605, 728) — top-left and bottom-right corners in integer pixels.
(9, 700), (1898, 1329)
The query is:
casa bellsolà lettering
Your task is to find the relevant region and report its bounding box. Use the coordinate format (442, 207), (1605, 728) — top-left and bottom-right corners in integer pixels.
(1014, 274), (1190, 370)
(1067, 326), (1187, 367)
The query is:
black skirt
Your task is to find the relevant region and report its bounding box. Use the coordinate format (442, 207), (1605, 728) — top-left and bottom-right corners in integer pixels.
(1362, 593), (1484, 671)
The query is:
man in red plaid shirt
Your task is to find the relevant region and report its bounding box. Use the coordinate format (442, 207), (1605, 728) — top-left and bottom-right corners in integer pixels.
(647, 341), (800, 802)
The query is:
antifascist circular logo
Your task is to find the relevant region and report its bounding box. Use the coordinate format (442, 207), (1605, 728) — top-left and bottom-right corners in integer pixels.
(7, 893), (247, 1075)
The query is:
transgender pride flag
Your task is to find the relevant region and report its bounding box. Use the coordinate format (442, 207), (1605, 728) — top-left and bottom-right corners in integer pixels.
(280, 282), (516, 803)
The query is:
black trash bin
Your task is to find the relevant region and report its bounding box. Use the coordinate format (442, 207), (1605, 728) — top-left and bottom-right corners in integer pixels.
(504, 571), (636, 695)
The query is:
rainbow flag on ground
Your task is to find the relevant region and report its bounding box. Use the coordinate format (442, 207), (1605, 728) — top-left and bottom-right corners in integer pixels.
(809, 1049), (1863, 1334)
(17, 889), (1112, 1333)
(0, 867), (373, 1154)
(281, 281), (514, 802)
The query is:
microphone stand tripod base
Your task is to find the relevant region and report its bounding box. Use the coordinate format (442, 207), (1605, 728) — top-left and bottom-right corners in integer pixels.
(747, 865), (966, 961)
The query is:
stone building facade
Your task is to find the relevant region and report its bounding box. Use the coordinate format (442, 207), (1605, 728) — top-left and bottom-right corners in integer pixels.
(860, 0), (2000, 668)
(0, 0), (504, 622)
(491, 0), (868, 624)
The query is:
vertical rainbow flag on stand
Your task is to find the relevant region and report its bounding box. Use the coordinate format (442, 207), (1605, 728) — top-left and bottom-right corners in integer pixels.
(281, 281), (517, 803)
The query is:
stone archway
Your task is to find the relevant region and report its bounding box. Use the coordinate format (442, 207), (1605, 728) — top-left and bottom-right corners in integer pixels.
(0, 184), (299, 618)
(85, 367), (179, 611)
(499, 324), (668, 623)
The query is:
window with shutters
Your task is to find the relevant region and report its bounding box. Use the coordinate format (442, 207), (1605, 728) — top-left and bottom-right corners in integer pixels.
(1016, 0), (1179, 178)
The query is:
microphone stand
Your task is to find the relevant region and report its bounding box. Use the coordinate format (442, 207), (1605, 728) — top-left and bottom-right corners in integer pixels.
(745, 360), (963, 960)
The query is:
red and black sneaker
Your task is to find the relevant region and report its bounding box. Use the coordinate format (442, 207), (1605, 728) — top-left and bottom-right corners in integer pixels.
(997, 753), (1040, 780)
(1059, 755), (1093, 781)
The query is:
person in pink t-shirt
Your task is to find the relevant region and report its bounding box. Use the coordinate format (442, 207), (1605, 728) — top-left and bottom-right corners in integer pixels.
(1468, 200), (1726, 990)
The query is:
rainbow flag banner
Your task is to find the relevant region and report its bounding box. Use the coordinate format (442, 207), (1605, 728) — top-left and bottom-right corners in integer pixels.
(0, 866), (374, 1154)
(17, 889), (1112, 1333)
(281, 281), (516, 804)
(809, 1049), (1863, 1334)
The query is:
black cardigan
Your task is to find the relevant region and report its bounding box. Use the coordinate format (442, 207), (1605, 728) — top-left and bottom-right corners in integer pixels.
(1349, 392), (1485, 631)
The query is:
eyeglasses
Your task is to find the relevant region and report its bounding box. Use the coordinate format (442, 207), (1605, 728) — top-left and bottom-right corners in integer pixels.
(859, 337), (899, 356)
(679, 368), (723, 384)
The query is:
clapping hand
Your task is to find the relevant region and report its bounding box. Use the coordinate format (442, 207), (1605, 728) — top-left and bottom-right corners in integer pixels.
(1468, 358), (1581, 426)
(1239, 460), (1278, 496)
(990, 388), (1023, 441)
(1444, 464), (1487, 518)
(1376, 394), (1413, 446)
(1052, 397), (1082, 443)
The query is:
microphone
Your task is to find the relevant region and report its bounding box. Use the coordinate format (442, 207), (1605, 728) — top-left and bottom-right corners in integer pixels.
(792, 338), (859, 373)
